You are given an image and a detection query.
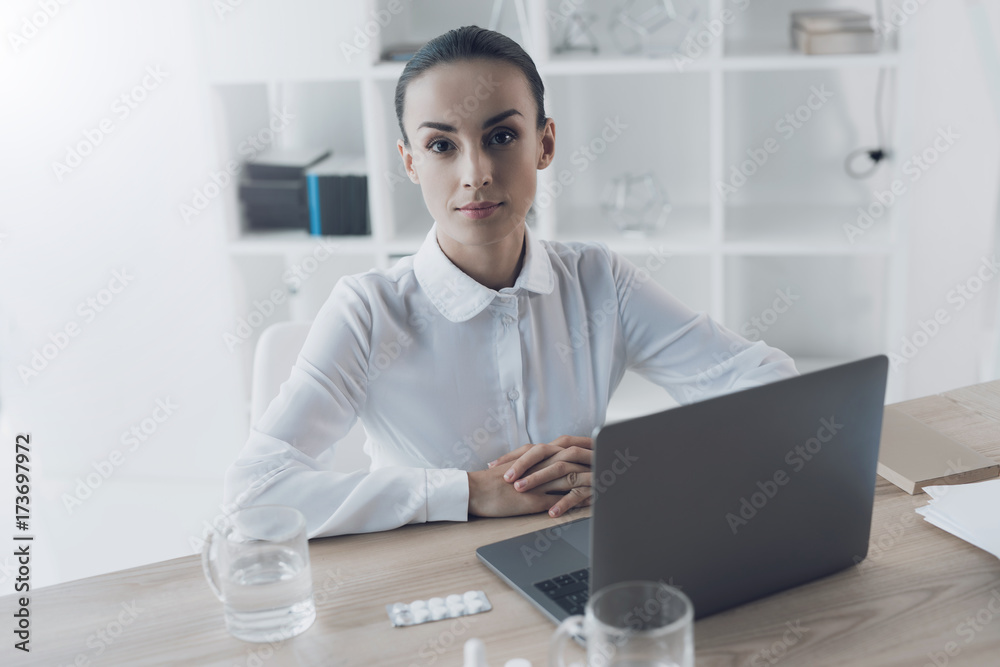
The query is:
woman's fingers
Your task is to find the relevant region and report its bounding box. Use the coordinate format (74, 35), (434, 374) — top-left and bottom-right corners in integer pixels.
(487, 436), (594, 471)
(498, 437), (595, 484)
(501, 444), (561, 482)
(513, 461), (590, 493)
(548, 435), (595, 452)
(486, 443), (533, 469)
(504, 443), (591, 484)
(547, 485), (593, 518)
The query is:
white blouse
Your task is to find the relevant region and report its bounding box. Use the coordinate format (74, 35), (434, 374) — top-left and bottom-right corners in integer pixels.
(223, 222), (799, 538)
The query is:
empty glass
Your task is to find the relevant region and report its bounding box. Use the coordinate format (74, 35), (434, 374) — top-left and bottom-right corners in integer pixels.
(201, 505), (316, 643)
(550, 580), (694, 667)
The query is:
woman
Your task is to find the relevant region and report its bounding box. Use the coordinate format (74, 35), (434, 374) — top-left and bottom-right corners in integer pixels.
(223, 26), (798, 538)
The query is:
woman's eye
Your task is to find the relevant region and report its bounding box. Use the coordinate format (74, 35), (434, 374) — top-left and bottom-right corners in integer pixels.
(428, 139), (451, 153)
(426, 130), (515, 154)
(492, 130), (516, 145)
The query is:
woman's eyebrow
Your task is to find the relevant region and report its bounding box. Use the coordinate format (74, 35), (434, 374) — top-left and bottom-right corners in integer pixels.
(417, 109), (524, 133)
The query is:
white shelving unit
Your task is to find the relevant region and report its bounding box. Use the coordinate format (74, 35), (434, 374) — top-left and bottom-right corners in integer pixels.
(195, 0), (913, 408)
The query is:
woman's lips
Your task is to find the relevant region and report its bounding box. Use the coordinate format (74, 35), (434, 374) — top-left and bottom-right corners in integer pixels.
(458, 203), (502, 219)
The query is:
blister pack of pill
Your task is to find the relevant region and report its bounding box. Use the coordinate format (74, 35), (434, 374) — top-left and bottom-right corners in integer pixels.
(386, 590), (492, 627)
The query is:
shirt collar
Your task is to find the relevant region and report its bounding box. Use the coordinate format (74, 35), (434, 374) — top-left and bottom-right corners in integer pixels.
(413, 221), (555, 322)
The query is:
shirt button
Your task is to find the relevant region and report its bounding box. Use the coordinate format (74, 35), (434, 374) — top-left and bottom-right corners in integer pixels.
(507, 389), (519, 401)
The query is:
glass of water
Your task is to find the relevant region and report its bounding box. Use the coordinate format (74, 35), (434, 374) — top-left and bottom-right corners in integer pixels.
(201, 505), (316, 643)
(550, 580), (694, 667)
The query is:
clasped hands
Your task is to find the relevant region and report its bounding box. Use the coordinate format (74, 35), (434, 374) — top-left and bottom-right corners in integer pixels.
(467, 435), (593, 519)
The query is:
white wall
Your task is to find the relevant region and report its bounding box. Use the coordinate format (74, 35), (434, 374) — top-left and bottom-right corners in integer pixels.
(0, 0), (997, 591)
(892, 0), (1000, 398)
(0, 0), (247, 588)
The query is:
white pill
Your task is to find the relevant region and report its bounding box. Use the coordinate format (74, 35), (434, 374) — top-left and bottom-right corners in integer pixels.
(413, 608), (430, 623)
(410, 600), (427, 610)
(446, 594), (462, 606)
(463, 590), (481, 601)
(428, 597), (445, 608)
(431, 606), (447, 621)
(467, 598), (484, 613)
(447, 604), (465, 618)
(391, 602), (407, 614)
(394, 610), (414, 626)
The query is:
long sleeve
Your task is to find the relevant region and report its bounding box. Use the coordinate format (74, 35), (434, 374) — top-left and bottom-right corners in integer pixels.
(222, 224), (799, 539)
(222, 276), (469, 539)
(606, 246), (799, 404)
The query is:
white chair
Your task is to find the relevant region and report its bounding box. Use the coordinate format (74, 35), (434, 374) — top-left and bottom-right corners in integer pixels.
(251, 320), (371, 472)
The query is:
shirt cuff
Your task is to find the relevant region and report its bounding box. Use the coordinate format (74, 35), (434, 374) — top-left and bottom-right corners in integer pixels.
(425, 468), (470, 523)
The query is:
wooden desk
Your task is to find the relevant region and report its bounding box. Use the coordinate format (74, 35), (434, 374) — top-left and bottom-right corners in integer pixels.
(17, 381), (1000, 666)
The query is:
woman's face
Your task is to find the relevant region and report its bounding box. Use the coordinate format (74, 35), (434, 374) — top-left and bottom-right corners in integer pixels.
(398, 58), (555, 251)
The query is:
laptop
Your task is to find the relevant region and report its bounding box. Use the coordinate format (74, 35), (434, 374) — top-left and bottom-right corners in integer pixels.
(476, 355), (888, 623)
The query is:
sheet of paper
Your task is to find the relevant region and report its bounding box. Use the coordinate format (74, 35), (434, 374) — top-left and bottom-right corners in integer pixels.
(916, 478), (1000, 559)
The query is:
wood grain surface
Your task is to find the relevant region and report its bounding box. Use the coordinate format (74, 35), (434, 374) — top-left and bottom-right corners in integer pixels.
(9, 381), (1000, 666)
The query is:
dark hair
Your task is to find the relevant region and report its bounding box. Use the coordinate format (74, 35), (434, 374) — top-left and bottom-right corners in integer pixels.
(394, 25), (546, 149)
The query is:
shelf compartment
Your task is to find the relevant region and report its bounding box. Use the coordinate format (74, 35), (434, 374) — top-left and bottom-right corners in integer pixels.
(230, 230), (377, 257)
(724, 204), (892, 254)
(554, 203), (712, 253)
(373, 0), (530, 65)
(724, 254), (888, 360)
(545, 70), (711, 241)
(721, 67), (897, 215)
(542, 0), (709, 68)
(210, 80), (366, 240)
(277, 80), (365, 157)
(723, 41), (899, 71)
(722, 0), (899, 65)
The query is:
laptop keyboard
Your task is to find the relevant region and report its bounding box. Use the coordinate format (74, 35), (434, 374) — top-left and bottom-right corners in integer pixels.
(533, 568), (590, 616)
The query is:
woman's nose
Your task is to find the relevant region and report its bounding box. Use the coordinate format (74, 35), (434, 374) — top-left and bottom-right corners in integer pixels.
(461, 146), (493, 188)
